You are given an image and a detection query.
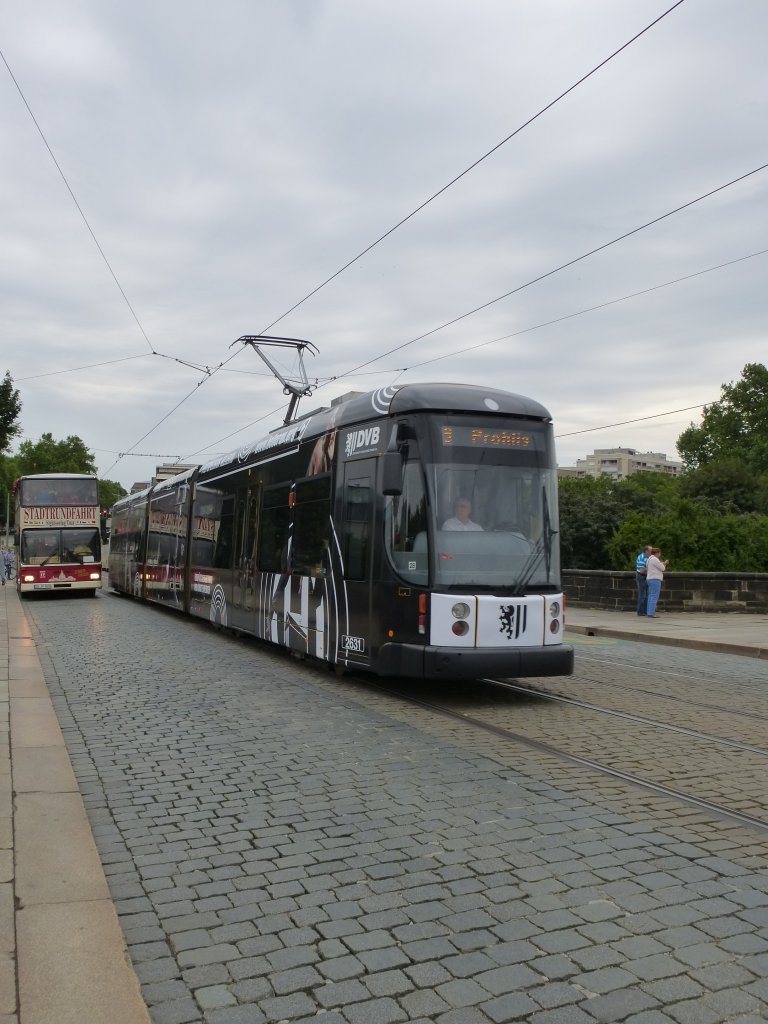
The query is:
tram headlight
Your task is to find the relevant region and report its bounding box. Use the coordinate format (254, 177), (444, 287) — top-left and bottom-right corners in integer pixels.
(452, 620), (470, 636)
(549, 601), (561, 618)
(451, 602), (471, 620)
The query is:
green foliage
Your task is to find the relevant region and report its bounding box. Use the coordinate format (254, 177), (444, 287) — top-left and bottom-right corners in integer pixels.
(679, 459), (768, 514)
(0, 454), (20, 530)
(558, 473), (682, 569)
(558, 475), (625, 569)
(0, 372), (22, 455)
(677, 362), (768, 472)
(608, 499), (768, 572)
(16, 433), (97, 476)
(98, 479), (127, 511)
(561, 364), (768, 571)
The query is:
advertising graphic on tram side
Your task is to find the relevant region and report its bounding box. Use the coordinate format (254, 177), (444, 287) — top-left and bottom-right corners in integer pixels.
(14, 473), (103, 596)
(109, 383), (574, 679)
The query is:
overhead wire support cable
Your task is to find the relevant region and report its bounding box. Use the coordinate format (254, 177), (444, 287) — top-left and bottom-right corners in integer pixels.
(257, 0), (687, 335)
(334, 160), (768, 381)
(16, 353), (152, 381)
(186, 246), (766, 458)
(55, 1), (688, 469)
(556, 404), (711, 439)
(0, 46), (156, 356)
(357, 248), (768, 377)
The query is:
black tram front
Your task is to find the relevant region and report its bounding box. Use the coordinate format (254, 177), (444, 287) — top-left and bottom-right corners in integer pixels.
(110, 383), (573, 680)
(339, 385), (573, 678)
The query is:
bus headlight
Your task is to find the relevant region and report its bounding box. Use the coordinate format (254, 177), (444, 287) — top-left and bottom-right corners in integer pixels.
(89, 573), (101, 581)
(23, 574), (35, 583)
(451, 602), (471, 619)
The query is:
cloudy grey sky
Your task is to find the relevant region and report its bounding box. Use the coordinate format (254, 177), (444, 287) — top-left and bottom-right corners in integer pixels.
(2, 0), (766, 491)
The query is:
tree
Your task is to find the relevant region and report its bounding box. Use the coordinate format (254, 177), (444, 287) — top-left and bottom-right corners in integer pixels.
(558, 475), (626, 569)
(679, 459), (768, 514)
(16, 433), (97, 476)
(558, 472), (681, 570)
(608, 499), (768, 572)
(98, 479), (127, 511)
(0, 372), (22, 455)
(677, 363), (768, 472)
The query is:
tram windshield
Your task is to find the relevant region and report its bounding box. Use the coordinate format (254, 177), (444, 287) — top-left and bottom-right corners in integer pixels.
(425, 417), (560, 590)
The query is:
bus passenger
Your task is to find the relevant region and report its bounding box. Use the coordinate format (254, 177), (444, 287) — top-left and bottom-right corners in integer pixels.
(442, 497), (483, 532)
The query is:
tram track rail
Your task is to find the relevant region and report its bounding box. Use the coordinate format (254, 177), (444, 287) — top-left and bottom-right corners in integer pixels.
(361, 677), (768, 836)
(553, 659), (768, 723)
(484, 677), (768, 753)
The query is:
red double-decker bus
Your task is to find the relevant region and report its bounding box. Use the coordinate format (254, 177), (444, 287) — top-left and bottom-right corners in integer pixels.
(14, 473), (103, 597)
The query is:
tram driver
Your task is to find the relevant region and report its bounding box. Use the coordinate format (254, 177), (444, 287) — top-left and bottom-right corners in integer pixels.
(442, 496), (484, 532)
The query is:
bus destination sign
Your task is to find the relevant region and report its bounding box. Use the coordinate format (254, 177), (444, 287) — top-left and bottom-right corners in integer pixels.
(440, 426), (531, 449)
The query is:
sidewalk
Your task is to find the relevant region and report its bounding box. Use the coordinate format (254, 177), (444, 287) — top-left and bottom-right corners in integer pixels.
(566, 604), (768, 659)
(0, 583), (150, 1024)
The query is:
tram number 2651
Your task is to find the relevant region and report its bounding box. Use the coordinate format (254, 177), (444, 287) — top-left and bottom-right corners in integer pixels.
(341, 635), (366, 654)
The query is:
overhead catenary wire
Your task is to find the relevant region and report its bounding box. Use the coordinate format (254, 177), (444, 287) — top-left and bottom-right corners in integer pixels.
(555, 403), (710, 439)
(105, 179), (765, 475)
(181, 245), (763, 459)
(339, 248), (768, 378)
(329, 161), (768, 383)
(59, 2), (688, 465)
(256, 0), (688, 336)
(0, 46), (157, 357)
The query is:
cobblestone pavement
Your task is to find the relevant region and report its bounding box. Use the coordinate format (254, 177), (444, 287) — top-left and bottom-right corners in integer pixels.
(23, 593), (768, 1023)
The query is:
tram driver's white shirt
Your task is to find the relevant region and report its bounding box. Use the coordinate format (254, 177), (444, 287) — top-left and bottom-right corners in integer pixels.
(442, 517), (483, 531)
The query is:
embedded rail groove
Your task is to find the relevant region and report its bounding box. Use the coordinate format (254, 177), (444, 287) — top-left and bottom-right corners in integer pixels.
(485, 678), (768, 756)
(362, 679), (768, 835)
(555, 662), (768, 723)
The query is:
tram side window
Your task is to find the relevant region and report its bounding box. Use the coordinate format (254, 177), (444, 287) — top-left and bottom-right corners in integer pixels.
(235, 487), (261, 586)
(213, 495), (235, 569)
(386, 461), (428, 584)
(191, 488), (222, 568)
(342, 475), (372, 581)
(293, 476), (331, 576)
(258, 484), (292, 574)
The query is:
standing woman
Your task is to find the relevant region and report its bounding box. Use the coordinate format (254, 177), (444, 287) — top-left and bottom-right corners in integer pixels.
(645, 547), (668, 618)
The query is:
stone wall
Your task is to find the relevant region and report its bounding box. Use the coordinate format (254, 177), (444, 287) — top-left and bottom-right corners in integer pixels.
(562, 570), (768, 613)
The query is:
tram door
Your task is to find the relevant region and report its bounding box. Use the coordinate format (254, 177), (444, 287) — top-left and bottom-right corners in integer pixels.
(232, 485), (260, 629)
(339, 460), (375, 668)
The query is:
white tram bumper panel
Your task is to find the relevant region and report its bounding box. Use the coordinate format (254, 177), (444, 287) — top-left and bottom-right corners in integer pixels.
(423, 593), (573, 679)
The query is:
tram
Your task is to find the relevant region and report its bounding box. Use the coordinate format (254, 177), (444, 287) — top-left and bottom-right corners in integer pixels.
(109, 383), (574, 678)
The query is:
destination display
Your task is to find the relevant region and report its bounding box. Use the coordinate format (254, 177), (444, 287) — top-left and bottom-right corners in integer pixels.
(20, 506), (99, 528)
(440, 425), (532, 449)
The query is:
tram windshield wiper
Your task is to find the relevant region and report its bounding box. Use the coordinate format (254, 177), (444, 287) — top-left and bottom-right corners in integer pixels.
(510, 488), (556, 597)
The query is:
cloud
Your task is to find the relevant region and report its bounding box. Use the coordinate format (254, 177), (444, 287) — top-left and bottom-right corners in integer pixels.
(1, 0), (766, 487)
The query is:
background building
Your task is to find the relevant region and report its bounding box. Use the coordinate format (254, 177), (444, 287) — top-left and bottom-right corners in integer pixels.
(559, 447), (682, 480)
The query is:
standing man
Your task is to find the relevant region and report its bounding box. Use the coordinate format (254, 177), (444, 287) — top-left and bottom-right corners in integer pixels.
(635, 544), (652, 615)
